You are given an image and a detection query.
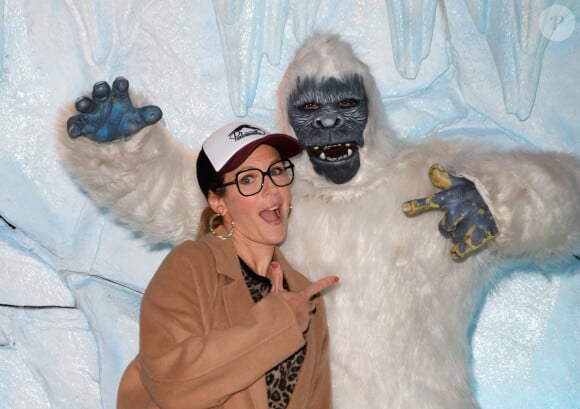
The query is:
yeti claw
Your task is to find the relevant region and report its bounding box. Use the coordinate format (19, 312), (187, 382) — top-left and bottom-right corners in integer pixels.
(403, 164), (498, 261)
(66, 76), (162, 143)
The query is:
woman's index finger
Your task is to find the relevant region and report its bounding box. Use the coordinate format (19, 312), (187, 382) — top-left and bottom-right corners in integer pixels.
(305, 276), (339, 299)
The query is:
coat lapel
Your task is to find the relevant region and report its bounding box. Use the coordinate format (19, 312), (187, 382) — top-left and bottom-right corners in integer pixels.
(274, 248), (318, 409)
(203, 232), (270, 409)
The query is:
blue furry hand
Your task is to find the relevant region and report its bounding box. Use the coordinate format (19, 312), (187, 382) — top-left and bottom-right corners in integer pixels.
(66, 76), (162, 142)
(402, 164), (498, 261)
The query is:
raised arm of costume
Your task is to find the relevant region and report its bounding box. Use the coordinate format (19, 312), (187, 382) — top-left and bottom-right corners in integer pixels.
(57, 77), (204, 244)
(138, 242), (305, 408)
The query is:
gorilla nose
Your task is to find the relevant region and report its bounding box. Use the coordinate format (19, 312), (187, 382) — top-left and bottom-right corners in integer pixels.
(315, 114), (344, 128)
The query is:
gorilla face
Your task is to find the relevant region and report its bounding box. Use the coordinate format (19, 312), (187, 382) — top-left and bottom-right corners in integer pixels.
(287, 74), (368, 184)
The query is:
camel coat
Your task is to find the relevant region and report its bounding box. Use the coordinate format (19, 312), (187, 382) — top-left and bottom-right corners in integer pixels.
(117, 231), (332, 409)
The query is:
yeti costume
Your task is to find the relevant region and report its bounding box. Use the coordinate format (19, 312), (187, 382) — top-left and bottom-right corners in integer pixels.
(58, 33), (580, 408)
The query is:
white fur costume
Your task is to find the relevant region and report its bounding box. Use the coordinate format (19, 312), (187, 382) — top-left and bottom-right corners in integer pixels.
(57, 34), (580, 408)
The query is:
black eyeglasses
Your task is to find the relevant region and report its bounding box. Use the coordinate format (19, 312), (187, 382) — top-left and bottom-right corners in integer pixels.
(218, 159), (295, 197)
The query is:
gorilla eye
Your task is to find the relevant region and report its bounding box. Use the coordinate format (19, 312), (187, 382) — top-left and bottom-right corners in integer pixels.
(338, 99), (358, 108)
(300, 102), (320, 110)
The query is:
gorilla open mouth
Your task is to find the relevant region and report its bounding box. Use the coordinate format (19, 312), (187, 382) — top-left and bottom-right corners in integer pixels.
(307, 143), (359, 162)
(306, 142), (361, 184)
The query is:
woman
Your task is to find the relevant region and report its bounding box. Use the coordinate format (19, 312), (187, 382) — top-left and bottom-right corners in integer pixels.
(117, 122), (339, 409)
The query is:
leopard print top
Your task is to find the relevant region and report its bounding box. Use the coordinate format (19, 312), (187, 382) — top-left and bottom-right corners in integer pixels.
(239, 258), (307, 409)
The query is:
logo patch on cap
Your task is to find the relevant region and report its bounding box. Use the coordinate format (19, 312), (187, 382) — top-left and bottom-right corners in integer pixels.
(229, 124), (266, 141)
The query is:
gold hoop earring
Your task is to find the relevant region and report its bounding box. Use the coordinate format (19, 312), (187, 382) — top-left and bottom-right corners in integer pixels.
(209, 213), (235, 240)
(289, 204), (293, 217)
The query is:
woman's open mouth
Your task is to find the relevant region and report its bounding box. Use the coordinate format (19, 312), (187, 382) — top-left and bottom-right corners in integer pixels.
(260, 204), (282, 224)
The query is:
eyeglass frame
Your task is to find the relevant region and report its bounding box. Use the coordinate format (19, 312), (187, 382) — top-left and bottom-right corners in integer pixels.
(217, 159), (295, 197)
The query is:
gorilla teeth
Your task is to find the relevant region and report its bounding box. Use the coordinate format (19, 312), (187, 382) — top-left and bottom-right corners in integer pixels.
(310, 143), (357, 162)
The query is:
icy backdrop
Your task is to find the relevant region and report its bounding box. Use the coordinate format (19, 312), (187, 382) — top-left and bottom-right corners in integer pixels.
(0, 1), (578, 408)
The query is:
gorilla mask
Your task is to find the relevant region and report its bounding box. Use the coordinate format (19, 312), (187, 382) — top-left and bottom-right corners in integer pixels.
(287, 74), (368, 184)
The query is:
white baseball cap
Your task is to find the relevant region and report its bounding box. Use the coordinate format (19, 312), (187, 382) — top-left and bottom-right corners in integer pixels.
(196, 122), (302, 197)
